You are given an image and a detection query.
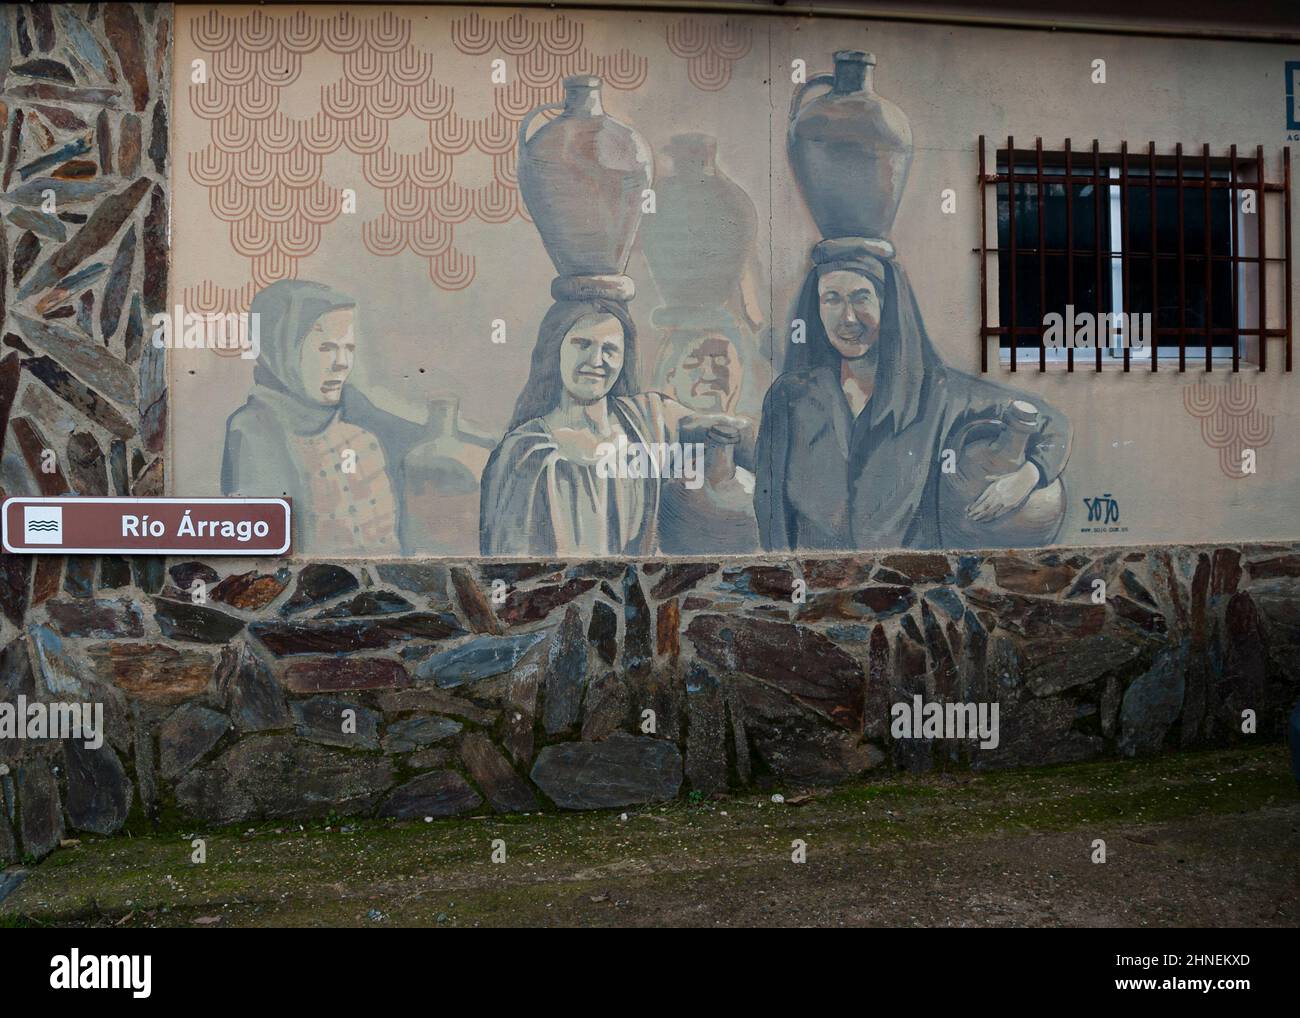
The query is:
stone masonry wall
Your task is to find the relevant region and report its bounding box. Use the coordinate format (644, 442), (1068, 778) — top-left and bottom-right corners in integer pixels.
(1, 2), (174, 863)
(2, 545), (1299, 863)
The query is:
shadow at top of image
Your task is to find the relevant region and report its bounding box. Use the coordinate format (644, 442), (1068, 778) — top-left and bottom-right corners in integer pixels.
(378, 0), (1300, 40)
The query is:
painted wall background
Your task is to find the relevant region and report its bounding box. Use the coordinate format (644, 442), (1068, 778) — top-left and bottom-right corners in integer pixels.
(167, 5), (1299, 556)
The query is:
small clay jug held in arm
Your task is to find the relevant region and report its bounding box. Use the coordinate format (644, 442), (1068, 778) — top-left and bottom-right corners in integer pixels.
(517, 75), (653, 302)
(788, 50), (913, 241)
(938, 400), (1067, 548)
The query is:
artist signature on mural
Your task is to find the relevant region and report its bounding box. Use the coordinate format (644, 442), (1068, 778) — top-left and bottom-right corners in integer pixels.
(1079, 492), (1127, 534)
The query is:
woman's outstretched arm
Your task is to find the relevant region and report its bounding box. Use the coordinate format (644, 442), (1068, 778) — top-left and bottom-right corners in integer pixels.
(221, 412), (295, 498)
(655, 392), (757, 468)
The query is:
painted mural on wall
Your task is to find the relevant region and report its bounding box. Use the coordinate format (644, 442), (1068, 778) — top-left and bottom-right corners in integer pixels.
(192, 16), (1071, 557)
(756, 50), (1070, 552)
(477, 75), (754, 556)
(170, 5), (1297, 559)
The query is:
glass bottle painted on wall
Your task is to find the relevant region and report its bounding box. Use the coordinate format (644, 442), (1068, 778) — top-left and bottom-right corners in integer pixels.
(938, 400), (1067, 547)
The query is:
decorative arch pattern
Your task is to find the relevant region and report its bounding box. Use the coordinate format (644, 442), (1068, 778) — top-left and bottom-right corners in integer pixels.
(1183, 376), (1275, 479)
(665, 19), (752, 92)
(184, 8), (647, 304)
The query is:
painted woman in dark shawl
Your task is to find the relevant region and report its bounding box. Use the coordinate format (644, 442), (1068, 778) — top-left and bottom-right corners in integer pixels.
(480, 299), (751, 556)
(222, 279), (426, 554)
(754, 240), (1071, 551)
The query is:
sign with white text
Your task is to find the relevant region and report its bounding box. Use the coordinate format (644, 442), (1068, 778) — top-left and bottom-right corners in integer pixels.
(1, 498), (292, 555)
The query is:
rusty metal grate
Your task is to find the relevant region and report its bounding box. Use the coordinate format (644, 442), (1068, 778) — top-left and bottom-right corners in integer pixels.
(978, 136), (1292, 373)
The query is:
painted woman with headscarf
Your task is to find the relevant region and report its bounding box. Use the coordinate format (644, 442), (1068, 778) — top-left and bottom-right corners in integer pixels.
(480, 298), (751, 556)
(222, 279), (425, 554)
(754, 239), (1072, 551)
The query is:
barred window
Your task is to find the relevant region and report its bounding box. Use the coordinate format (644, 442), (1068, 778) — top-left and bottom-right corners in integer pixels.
(978, 137), (1292, 372)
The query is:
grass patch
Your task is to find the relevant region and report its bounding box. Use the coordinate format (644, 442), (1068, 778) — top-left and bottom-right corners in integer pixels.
(2, 744), (1293, 928)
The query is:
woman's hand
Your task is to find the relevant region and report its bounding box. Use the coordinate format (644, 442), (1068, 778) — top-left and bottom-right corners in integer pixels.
(967, 461), (1040, 522)
(550, 426), (608, 466)
(679, 413), (751, 446)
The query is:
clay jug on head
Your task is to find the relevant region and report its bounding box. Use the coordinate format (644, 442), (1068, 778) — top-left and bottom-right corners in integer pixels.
(518, 76), (653, 301)
(641, 133), (757, 311)
(938, 400), (1066, 548)
(788, 51), (913, 241)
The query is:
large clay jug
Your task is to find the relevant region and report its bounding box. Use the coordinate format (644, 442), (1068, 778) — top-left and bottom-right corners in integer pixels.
(788, 51), (913, 241)
(659, 445), (760, 555)
(518, 76), (652, 296)
(641, 133), (757, 311)
(938, 400), (1066, 549)
(399, 396), (495, 556)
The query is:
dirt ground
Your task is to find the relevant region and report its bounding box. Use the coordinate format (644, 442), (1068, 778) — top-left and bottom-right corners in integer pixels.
(3, 745), (1297, 928)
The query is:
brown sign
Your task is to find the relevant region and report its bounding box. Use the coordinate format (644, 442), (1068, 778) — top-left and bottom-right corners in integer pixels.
(2, 498), (292, 555)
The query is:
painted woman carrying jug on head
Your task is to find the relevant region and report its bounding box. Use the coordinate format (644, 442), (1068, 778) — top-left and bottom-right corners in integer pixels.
(756, 51), (1072, 552)
(481, 76), (751, 556)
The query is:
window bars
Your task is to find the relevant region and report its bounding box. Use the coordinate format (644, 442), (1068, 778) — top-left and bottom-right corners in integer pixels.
(978, 136), (1292, 373)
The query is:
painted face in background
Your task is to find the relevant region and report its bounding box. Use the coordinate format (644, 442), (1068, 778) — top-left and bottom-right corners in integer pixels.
(559, 313), (625, 404)
(667, 333), (741, 413)
(818, 270), (881, 360)
(299, 308), (356, 405)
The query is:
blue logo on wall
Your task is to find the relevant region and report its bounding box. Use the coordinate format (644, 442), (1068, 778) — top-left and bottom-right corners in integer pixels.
(1288, 61), (1300, 131)
(1083, 493), (1120, 526)
(1079, 491), (1125, 534)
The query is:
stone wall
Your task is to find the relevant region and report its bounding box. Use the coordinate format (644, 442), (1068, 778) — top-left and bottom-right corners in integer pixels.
(1, 1), (173, 863)
(3, 544), (1299, 862)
